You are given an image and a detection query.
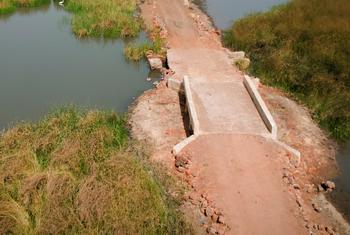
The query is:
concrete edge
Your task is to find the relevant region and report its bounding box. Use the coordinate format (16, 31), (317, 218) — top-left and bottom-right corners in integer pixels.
(243, 75), (278, 139)
(172, 134), (198, 155)
(167, 77), (183, 91)
(184, 75), (201, 135)
(198, 131), (301, 167)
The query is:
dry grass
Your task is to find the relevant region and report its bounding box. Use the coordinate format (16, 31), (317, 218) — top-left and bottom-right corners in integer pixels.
(0, 107), (192, 234)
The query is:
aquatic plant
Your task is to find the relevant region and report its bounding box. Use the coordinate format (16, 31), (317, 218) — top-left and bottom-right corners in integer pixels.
(0, 107), (192, 234)
(125, 25), (166, 61)
(224, 0), (350, 141)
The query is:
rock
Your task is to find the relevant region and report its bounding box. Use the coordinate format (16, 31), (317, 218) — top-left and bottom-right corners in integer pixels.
(325, 226), (336, 234)
(200, 199), (208, 208)
(216, 225), (227, 235)
(184, 0), (190, 8)
(321, 181), (336, 192)
(218, 215), (225, 224)
(312, 203), (322, 212)
(153, 81), (160, 88)
(296, 194), (303, 207)
(176, 166), (185, 173)
(147, 56), (163, 70)
(227, 51), (245, 60)
(175, 155), (189, 167)
(253, 77), (260, 87)
(205, 207), (214, 217)
(306, 184), (315, 193)
(206, 226), (217, 234)
(317, 184), (325, 192)
(211, 214), (218, 223)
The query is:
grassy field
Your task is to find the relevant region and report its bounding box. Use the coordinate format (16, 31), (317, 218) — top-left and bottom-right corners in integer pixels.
(224, 0), (350, 141)
(0, 107), (192, 234)
(0, 0), (49, 14)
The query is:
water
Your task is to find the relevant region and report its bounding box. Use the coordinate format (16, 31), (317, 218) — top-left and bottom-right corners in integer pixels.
(194, 0), (287, 29)
(328, 143), (350, 221)
(0, 2), (158, 130)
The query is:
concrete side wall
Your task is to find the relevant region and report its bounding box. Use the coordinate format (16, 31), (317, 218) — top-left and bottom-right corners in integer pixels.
(167, 77), (183, 91)
(244, 75), (278, 139)
(184, 76), (200, 135)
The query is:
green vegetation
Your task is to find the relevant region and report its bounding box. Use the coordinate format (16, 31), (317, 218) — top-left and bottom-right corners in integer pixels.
(0, 0), (164, 59)
(0, 0), (49, 14)
(65, 0), (141, 38)
(0, 0), (142, 39)
(224, 0), (350, 140)
(125, 26), (166, 61)
(0, 107), (192, 234)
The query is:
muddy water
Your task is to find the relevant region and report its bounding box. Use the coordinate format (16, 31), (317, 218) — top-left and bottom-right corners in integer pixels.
(194, 0), (287, 29)
(328, 143), (350, 221)
(0, 3), (158, 130)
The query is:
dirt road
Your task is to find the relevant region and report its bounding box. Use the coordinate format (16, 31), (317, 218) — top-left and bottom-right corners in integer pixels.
(139, 0), (324, 234)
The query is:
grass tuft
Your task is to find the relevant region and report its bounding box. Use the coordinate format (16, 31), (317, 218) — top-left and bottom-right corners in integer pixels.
(65, 0), (141, 38)
(125, 25), (166, 61)
(0, 107), (193, 234)
(224, 0), (350, 141)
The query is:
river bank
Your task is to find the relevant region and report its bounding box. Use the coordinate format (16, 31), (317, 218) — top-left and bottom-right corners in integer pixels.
(223, 0), (350, 141)
(0, 1), (163, 130)
(0, 1), (199, 233)
(130, 0), (349, 234)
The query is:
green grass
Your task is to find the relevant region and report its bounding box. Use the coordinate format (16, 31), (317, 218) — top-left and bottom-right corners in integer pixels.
(65, 0), (141, 38)
(224, 0), (350, 141)
(0, 0), (49, 14)
(124, 25), (166, 61)
(0, 0), (142, 39)
(0, 107), (192, 234)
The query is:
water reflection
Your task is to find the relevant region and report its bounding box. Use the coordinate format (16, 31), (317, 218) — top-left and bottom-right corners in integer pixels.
(0, 2), (159, 130)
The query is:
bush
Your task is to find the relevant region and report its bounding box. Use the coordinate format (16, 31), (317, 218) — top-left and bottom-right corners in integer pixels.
(224, 0), (350, 141)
